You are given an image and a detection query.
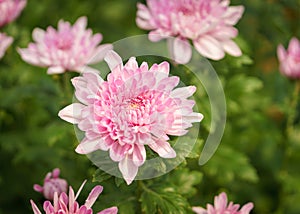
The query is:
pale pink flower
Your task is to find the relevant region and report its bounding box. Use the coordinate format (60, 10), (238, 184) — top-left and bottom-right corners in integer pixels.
(136, 0), (244, 63)
(18, 16), (113, 75)
(277, 37), (300, 79)
(31, 180), (118, 214)
(58, 50), (203, 184)
(0, 32), (13, 59)
(0, 0), (27, 27)
(192, 192), (254, 214)
(33, 168), (68, 200)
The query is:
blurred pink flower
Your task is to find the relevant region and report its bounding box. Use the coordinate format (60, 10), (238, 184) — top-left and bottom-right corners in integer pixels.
(136, 0), (244, 63)
(18, 16), (113, 75)
(0, 32), (13, 59)
(58, 50), (203, 184)
(0, 0), (26, 27)
(192, 192), (254, 214)
(31, 180), (118, 214)
(277, 37), (300, 79)
(33, 168), (68, 200)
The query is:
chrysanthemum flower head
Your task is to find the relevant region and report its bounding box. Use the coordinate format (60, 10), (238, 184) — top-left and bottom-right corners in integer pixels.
(0, 32), (13, 59)
(277, 37), (300, 79)
(18, 16), (113, 74)
(58, 50), (203, 184)
(33, 168), (68, 200)
(31, 180), (118, 214)
(192, 192), (254, 214)
(0, 0), (27, 27)
(136, 0), (244, 63)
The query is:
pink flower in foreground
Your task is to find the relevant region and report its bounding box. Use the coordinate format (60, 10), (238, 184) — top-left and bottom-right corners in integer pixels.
(58, 50), (203, 184)
(277, 37), (300, 79)
(192, 192), (254, 214)
(31, 180), (118, 214)
(18, 16), (113, 74)
(0, 32), (13, 59)
(0, 0), (27, 27)
(33, 168), (68, 200)
(136, 0), (244, 63)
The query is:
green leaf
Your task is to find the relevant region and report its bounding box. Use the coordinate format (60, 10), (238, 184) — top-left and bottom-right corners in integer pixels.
(93, 169), (112, 183)
(140, 184), (190, 214)
(203, 145), (259, 183)
(167, 168), (203, 198)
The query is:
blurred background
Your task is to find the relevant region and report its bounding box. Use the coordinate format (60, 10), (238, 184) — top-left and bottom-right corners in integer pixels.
(0, 0), (299, 213)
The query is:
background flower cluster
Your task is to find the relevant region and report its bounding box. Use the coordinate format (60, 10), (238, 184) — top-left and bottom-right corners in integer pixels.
(0, 0), (299, 213)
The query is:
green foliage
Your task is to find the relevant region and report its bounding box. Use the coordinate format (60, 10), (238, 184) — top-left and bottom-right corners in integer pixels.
(1, 0), (300, 213)
(140, 183), (191, 214)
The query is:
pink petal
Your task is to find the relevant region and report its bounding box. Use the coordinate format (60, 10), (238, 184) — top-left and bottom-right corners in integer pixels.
(74, 16), (88, 30)
(33, 184), (43, 192)
(214, 192), (228, 211)
(149, 31), (167, 42)
(168, 37), (192, 64)
(75, 137), (109, 154)
(223, 6), (245, 25)
(32, 28), (45, 43)
(239, 202), (254, 214)
(157, 61), (170, 74)
(88, 44), (114, 64)
(69, 186), (76, 213)
(192, 206), (207, 214)
(30, 200), (42, 214)
(17, 48), (41, 66)
(47, 66), (66, 74)
(222, 40), (242, 57)
(119, 155), (139, 185)
(104, 50), (123, 71)
(136, 3), (154, 30)
(52, 168), (60, 178)
(98, 206), (118, 214)
(58, 103), (85, 124)
(288, 37), (300, 55)
(109, 143), (131, 162)
(148, 140), (176, 158)
(132, 144), (146, 167)
(277, 44), (286, 62)
(85, 185), (103, 208)
(170, 86), (196, 99)
(194, 36), (225, 60)
(184, 112), (204, 123)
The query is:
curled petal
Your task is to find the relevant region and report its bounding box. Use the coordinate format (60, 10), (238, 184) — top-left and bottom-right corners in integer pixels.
(240, 202), (254, 214)
(192, 206), (207, 214)
(85, 185), (103, 209)
(47, 66), (65, 75)
(98, 206), (118, 214)
(148, 140), (176, 158)
(168, 37), (192, 64)
(58, 103), (86, 124)
(89, 44), (114, 64)
(119, 155), (139, 185)
(194, 36), (224, 60)
(30, 200), (42, 214)
(222, 40), (242, 57)
(104, 50), (123, 71)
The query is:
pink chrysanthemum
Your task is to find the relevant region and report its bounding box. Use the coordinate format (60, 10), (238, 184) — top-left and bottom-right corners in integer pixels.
(58, 50), (203, 184)
(277, 37), (300, 79)
(0, 0), (27, 27)
(33, 168), (68, 200)
(192, 192), (254, 214)
(31, 180), (118, 214)
(136, 0), (244, 63)
(18, 16), (113, 75)
(0, 32), (13, 59)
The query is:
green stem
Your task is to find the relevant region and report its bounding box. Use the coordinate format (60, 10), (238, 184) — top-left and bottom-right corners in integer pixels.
(286, 80), (300, 137)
